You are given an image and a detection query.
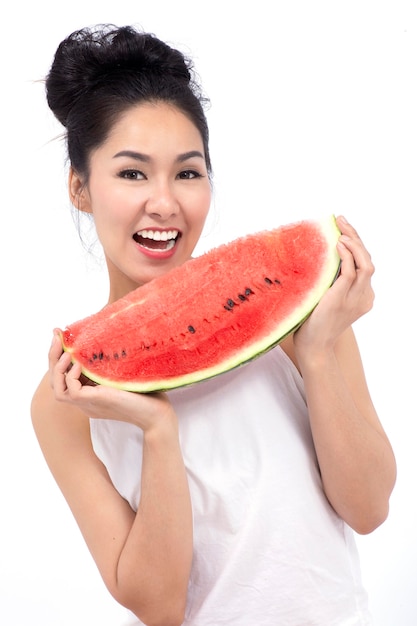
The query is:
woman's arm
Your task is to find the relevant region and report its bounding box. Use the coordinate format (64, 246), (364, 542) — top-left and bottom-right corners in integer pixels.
(31, 340), (193, 626)
(282, 216), (396, 534)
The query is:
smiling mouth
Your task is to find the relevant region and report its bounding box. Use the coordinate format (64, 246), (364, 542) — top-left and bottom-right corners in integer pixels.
(133, 229), (180, 251)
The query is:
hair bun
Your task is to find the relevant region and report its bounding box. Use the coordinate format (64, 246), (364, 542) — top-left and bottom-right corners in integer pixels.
(46, 24), (193, 127)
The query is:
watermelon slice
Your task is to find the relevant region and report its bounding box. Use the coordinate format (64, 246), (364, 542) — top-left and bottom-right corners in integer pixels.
(61, 215), (341, 392)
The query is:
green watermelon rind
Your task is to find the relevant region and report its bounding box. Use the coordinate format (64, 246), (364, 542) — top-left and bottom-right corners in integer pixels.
(63, 215), (341, 393)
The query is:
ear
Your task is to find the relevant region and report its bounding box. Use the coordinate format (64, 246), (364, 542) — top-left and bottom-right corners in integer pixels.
(68, 167), (92, 214)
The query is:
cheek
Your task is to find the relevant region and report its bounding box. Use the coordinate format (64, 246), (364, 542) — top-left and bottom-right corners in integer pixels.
(196, 187), (212, 222)
(92, 188), (135, 225)
(183, 185), (211, 231)
(90, 200), (128, 248)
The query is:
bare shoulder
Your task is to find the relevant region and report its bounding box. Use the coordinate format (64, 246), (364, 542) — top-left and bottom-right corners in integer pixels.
(31, 372), (92, 461)
(30, 372), (107, 491)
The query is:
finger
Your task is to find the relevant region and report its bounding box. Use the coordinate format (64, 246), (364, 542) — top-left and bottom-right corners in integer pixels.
(336, 215), (361, 241)
(48, 331), (66, 388)
(338, 233), (374, 278)
(336, 236), (375, 315)
(336, 237), (357, 282)
(48, 330), (64, 364)
(65, 360), (83, 392)
(53, 351), (73, 395)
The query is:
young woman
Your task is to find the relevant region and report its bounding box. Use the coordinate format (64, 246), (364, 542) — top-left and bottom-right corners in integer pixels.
(31, 24), (396, 626)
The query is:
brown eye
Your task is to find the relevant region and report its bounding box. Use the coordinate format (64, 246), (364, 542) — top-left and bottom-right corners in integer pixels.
(177, 170), (202, 180)
(119, 169), (146, 180)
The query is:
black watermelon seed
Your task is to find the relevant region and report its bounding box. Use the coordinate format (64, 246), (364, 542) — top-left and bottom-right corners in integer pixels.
(245, 288), (254, 296)
(275, 279), (281, 285)
(224, 305), (232, 311)
(238, 294), (247, 301)
(188, 325), (196, 333)
(227, 299), (235, 307)
(264, 277), (273, 285)
(98, 352), (104, 360)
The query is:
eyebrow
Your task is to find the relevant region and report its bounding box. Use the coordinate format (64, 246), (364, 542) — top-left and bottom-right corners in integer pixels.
(113, 150), (205, 162)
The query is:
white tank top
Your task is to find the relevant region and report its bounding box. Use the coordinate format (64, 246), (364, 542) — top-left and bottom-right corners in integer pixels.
(90, 346), (372, 625)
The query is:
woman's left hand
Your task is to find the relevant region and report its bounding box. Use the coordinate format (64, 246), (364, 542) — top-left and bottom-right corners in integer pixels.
(293, 215), (375, 353)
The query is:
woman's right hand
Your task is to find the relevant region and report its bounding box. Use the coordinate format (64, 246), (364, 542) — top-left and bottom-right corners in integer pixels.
(48, 330), (176, 432)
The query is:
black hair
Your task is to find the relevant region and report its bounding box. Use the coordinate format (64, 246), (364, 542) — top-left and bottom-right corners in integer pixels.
(45, 24), (212, 180)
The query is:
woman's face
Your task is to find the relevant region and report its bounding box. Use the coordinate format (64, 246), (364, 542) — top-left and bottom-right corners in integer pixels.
(72, 102), (212, 301)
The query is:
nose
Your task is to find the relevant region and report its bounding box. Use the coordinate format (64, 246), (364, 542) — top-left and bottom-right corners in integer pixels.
(144, 180), (180, 219)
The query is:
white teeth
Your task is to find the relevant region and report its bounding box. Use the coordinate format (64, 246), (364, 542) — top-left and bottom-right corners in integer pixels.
(137, 229), (179, 241)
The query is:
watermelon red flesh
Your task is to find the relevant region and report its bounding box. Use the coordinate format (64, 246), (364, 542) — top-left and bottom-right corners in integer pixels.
(62, 215), (341, 392)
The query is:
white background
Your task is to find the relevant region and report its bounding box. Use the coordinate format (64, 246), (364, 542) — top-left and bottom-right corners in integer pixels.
(1, 1), (416, 624)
